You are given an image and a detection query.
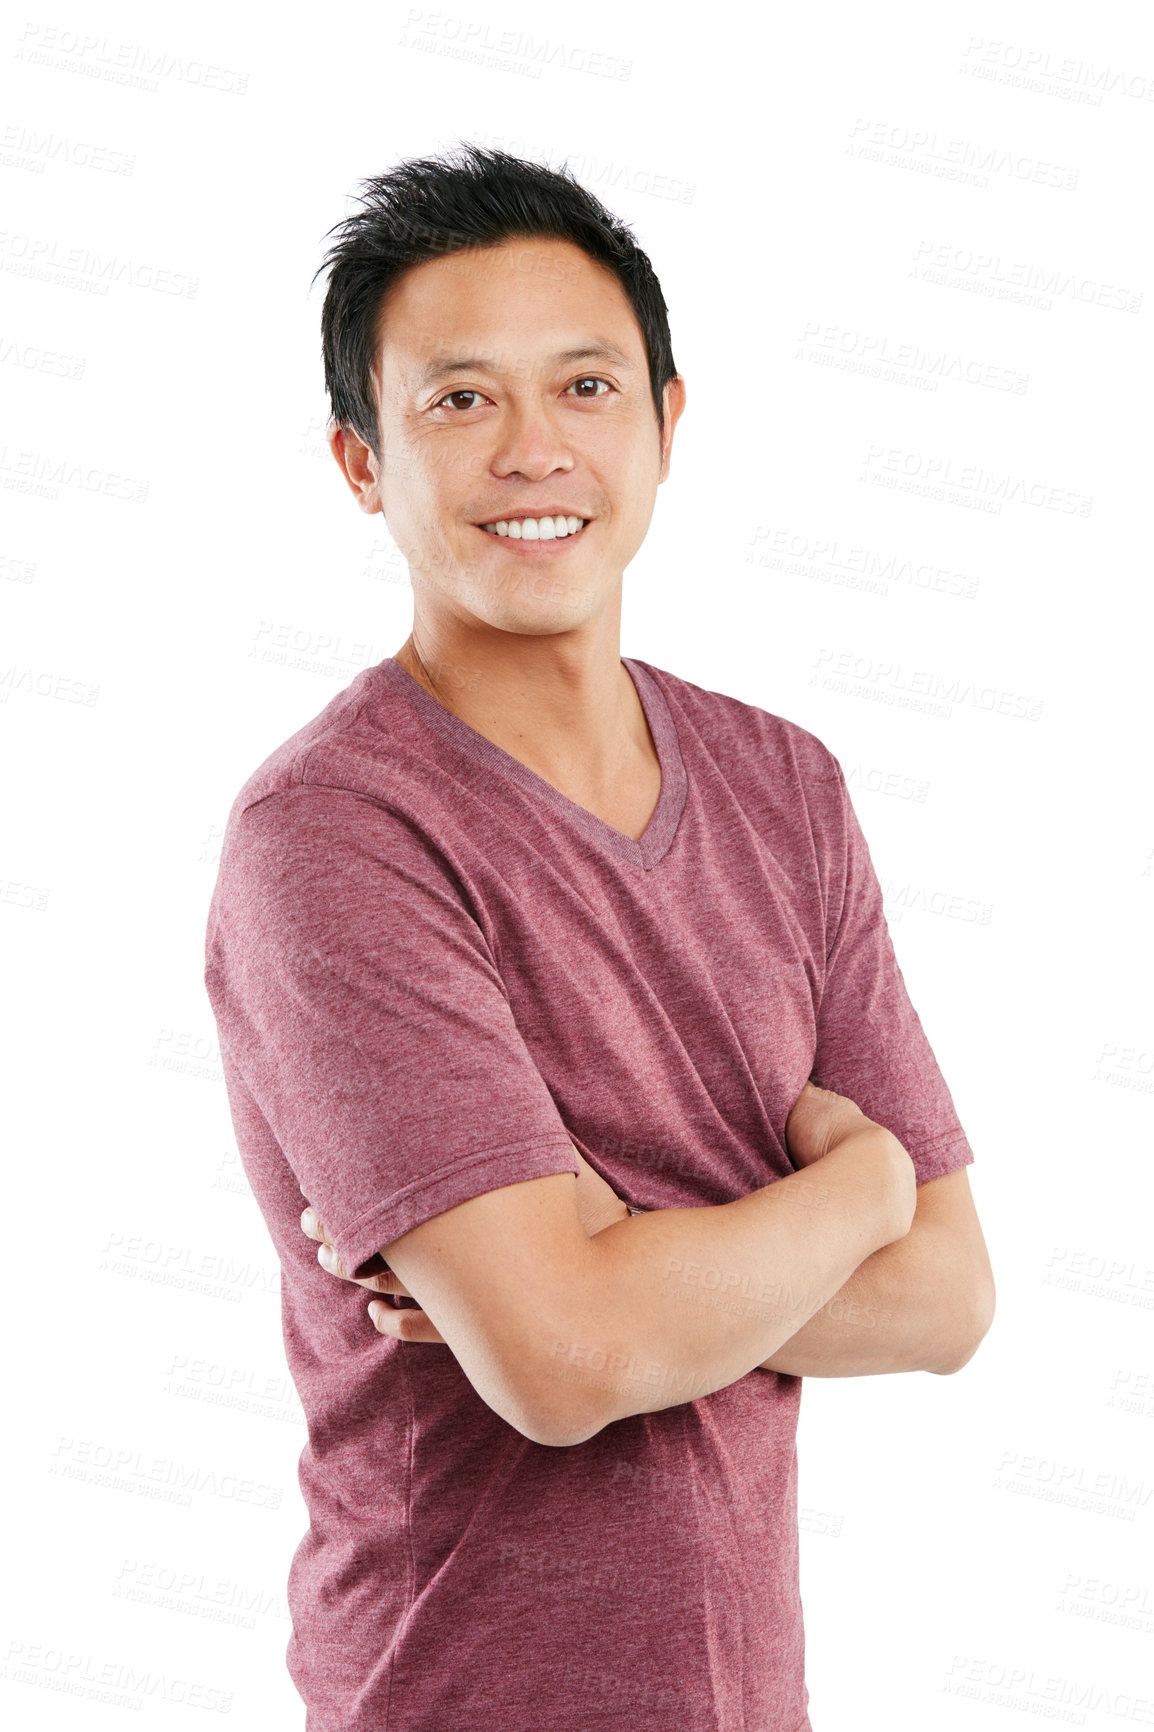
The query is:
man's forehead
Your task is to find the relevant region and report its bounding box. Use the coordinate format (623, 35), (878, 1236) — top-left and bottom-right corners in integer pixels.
(373, 243), (644, 387)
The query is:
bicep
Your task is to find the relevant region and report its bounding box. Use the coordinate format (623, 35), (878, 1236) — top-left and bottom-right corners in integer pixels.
(380, 1170), (601, 1447)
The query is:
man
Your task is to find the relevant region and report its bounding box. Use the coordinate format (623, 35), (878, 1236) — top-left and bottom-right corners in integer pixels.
(204, 143), (995, 1731)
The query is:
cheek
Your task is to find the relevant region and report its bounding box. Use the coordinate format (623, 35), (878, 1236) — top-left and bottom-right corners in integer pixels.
(598, 423), (661, 496)
(380, 470), (441, 532)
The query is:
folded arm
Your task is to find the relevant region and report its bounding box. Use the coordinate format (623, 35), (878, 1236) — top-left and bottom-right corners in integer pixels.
(754, 1165), (995, 1377)
(355, 1114), (916, 1447)
(310, 1121), (992, 1424)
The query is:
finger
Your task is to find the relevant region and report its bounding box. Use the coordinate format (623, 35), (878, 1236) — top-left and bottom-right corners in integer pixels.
(315, 1242), (414, 1295)
(357, 1269), (414, 1296)
(367, 1299), (446, 1345)
(346, 1265), (414, 1297)
(317, 1241), (348, 1278)
(301, 1206), (333, 1246)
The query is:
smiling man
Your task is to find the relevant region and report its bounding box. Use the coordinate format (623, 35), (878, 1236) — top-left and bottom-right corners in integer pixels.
(204, 144), (994, 1732)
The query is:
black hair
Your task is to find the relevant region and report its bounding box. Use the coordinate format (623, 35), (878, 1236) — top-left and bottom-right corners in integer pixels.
(312, 142), (678, 463)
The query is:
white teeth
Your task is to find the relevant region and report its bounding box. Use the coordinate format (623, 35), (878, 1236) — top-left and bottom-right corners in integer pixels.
(481, 515), (588, 539)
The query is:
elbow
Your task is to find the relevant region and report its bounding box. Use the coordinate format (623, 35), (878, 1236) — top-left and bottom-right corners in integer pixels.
(477, 1263), (626, 1446)
(513, 1407), (607, 1451)
(452, 1355), (590, 1449)
(929, 1275), (996, 1375)
(525, 1389), (612, 1451)
(537, 1404), (615, 1448)
(513, 1342), (617, 1449)
(486, 1392), (576, 1450)
(529, 1417), (604, 1449)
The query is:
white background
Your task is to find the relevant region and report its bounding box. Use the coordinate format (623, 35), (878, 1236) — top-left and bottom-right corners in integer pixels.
(3, 0), (1152, 1725)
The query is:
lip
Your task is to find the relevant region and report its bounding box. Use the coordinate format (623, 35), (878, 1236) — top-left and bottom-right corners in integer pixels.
(472, 511), (590, 527)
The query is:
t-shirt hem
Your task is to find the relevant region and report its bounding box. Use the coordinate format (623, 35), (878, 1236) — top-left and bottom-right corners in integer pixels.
(333, 1136), (581, 1276)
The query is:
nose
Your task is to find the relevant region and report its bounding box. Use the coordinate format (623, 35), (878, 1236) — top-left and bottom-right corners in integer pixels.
(488, 398), (576, 484)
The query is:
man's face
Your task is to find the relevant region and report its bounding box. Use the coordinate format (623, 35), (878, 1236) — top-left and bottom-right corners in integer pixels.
(338, 236), (684, 635)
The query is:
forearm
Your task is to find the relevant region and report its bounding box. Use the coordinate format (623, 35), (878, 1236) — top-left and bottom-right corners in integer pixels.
(554, 1127), (912, 1442)
(755, 1212), (973, 1377)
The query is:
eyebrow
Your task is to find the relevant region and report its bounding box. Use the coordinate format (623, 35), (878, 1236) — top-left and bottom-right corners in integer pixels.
(412, 343), (635, 392)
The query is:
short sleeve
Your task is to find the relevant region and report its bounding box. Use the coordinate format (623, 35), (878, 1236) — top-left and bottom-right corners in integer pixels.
(204, 785), (579, 1277)
(810, 755), (975, 1185)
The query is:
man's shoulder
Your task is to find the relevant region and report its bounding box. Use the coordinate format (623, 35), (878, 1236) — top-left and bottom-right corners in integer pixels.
(220, 661), (420, 837)
(632, 656), (843, 789)
(207, 664), (458, 940)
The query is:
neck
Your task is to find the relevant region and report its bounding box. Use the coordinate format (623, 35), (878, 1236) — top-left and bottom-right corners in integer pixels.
(391, 619), (660, 827)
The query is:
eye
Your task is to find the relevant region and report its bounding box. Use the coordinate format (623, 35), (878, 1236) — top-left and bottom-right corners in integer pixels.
(433, 389), (489, 411)
(431, 377), (614, 412)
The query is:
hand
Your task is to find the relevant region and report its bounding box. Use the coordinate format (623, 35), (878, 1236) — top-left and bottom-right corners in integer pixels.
(785, 1079), (877, 1169)
(300, 1145), (629, 1344)
(300, 1205), (446, 1343)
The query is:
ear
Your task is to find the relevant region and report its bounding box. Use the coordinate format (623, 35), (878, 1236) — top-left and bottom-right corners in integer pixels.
(657, 375), (687, 483)
(328, 419), (382, 515)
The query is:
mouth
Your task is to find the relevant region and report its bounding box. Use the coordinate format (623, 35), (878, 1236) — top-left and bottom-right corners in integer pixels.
(473, 513), (591, 549)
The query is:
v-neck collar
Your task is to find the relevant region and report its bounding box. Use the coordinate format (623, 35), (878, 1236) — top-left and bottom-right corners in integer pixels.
(376, 654), (687, 871)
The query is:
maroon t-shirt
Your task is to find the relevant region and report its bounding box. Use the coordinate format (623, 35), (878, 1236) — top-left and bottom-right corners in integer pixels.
(204, 654), (974, 1731)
